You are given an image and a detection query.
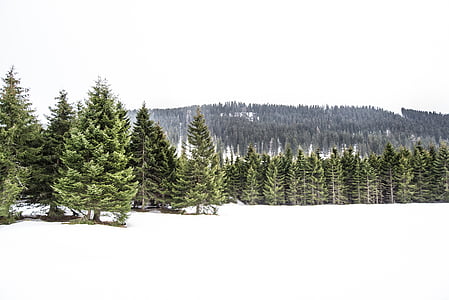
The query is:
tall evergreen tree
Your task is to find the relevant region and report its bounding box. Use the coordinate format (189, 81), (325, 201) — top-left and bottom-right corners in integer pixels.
(0, 67), (43, 202)
(180, 108), (223, 214)
(306, 151), (326, 205)
(54, 78), (137, 224)
(42, 90), (75, 218)
(130, 103), (177, 208)
(242, 163), (259, 204)
(381, 143), (399, 204)
(433, 143), (449, 202)
(411, 142), (432, 202)
(263, 156), (284, 205)
(324, 147), (344, 204)
(396, 147), (414, 203)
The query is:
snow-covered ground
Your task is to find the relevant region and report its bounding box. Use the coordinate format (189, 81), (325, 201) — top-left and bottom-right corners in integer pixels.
(2, 203), (449, 300)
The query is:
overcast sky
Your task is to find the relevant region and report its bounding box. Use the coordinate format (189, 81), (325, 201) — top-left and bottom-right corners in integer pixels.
(1, 0), (448, 120)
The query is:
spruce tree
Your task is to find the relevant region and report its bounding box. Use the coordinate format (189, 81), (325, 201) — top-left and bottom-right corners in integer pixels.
(0, 67), (43, 202)
(263, 156), (284, 205)
(294, 149), (308, 205)
(42, 90), (75, 218)
(130, 103), (176, 208)
(433, 143), (449, 202)
(54, 79), (137, 224)
(242, 163), (259, 204)
(381, 143), (399, 204)
(324, 147), (344, 204)
(180, 108), (223, 214)
(396, 147), (414, 203)
(411, 142), (431, 202)
(360, 155), (380, 204)
(306, 151), (326, 205)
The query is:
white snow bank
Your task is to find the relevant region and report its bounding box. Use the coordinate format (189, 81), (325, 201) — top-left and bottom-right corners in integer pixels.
(1, 203), (449, 300)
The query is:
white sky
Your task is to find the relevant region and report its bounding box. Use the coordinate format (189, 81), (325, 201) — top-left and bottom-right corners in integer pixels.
(1, 0), (449, 120)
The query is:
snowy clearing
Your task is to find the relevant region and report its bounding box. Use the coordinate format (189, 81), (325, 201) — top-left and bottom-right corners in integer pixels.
(1, 203), (449, 300)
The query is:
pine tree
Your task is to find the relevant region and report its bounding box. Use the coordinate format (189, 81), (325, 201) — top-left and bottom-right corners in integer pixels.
(279, 145), (294, 204)
(396, 147), (414, 203)
(0, 67), (43, 202)
(306, 151), (326, 205)
(341, 148), (357, 204)
(433, 143), (449, 202)
(42, 90), (75, 218)
(54, 78), (137, 224)
(360, 155), (380, 204)
(263, 156), (284, 205)
(411, 142), (431, 202)
(0, 144), (24, 222)
(381, 143), (399, 204)
(294, 149), (308, 205)
(324, 147), (344, 204)
(242, 163), (259, 204)
(130, 103), (177, 209)
(181, 108), (223, 214)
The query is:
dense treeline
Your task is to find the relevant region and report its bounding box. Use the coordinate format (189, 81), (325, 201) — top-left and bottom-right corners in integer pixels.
(132, 102), (449, 157)
(223, 143), (449, 205)
(2, 68), (449, 225)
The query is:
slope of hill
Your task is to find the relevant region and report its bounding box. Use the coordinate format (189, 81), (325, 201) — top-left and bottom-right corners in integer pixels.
(128, 103), (449, 156)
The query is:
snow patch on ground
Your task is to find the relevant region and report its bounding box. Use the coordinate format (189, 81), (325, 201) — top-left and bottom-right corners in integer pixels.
(1, 203), (449, 300)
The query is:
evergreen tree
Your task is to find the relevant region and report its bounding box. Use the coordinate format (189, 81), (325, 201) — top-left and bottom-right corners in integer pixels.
(396, 147), (414, 203)
(181, 108), (223, 214)
(381, 143), (399, 204)
(54, 78), (137, 224)
(341, 148), (357, 204)
(0, 144), (24, 222)
(279, 145), (294, 204)
(263, 156), (284, 205)
(42, 90), (75, 218)
(433, 143), (449, 202)
(242, 163), (259, 204)
(130, 103), (176, 208)
(294, 149), (308, 205)
(306, 151), (326, 205)
(360, 155), (380, 204)
(0, 67), (43, 202)
(411, 142), (432, 202)
(324, 147), (344, 204)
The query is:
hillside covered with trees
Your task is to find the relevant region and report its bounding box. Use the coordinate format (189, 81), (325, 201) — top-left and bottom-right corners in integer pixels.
(130, 102), (449, 157)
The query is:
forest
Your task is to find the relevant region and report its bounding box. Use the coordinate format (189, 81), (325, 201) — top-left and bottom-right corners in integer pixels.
(131, 102), (449, 157)
(1, 67), (449, 225)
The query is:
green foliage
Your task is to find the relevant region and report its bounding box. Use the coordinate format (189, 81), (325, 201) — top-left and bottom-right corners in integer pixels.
(42, 90), (75, 217)
(262, 157), (284, 205)
(0, 67), (43, 202)
(54, 78), (137, 224)
(174, 108), (224, 214)
(130, 103), (177, 208)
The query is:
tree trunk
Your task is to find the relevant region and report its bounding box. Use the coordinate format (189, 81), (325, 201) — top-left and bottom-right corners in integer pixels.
(93, 209), (101, 222)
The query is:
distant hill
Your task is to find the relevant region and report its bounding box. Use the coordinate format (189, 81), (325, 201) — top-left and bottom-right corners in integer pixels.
(128, 102), (449, 157)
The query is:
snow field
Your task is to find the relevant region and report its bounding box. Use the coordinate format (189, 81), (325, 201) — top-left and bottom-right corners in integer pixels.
(1, 203), (449, 300)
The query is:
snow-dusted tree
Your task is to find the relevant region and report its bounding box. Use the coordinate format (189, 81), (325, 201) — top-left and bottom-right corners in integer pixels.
(54, 79), (137, 224)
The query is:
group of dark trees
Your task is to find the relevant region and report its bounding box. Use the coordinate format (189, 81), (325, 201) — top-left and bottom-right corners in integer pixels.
(0, 68), (223, 224)
(2, 67), (449, 225)
(132, 102), (449, 157)
(223, 142), (449, 205)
